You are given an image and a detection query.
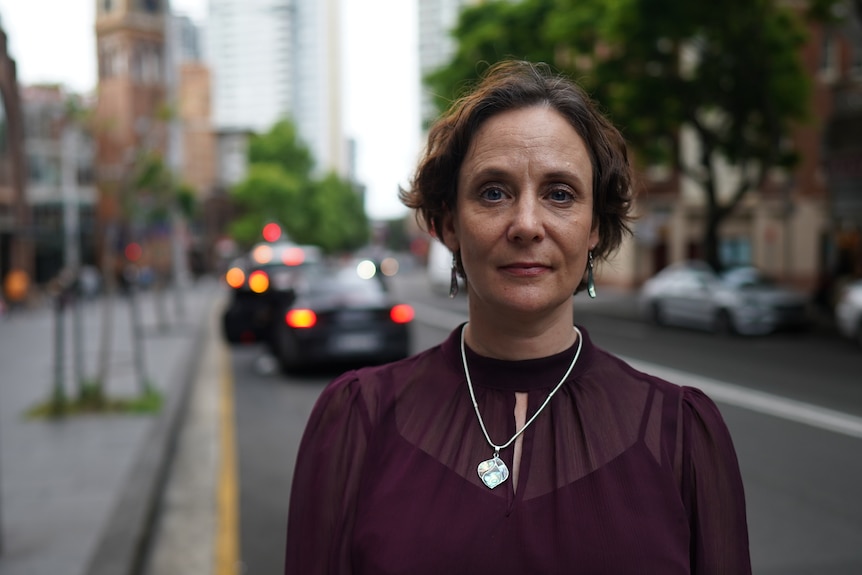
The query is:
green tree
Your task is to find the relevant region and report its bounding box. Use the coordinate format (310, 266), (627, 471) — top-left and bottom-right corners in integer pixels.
(248, 119), (315, 175)
(229, 119), (370, 252)
(229, 163), (308, 246)
(427, 0), (840, 270)
(424, 0), (557, 124)
(306, 173), (370, 252)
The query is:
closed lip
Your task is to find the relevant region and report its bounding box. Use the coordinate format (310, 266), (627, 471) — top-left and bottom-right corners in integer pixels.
(499, 262), (551, 276)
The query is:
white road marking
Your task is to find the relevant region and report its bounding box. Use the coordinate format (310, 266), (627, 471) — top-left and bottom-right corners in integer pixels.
(412, 302), (862, 440)
(623, 358), (862, 440)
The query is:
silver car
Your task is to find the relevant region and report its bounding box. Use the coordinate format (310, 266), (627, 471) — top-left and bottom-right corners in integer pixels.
(835, 280), (862, 347)
(639, 261), (811, 335)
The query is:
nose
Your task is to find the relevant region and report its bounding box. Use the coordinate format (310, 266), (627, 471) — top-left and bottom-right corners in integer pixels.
(507, 195), (544, 243)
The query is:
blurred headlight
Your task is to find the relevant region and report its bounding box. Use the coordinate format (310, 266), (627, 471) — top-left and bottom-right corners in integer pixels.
(380, 257), (399, 276)
(356, 259), (377, 279)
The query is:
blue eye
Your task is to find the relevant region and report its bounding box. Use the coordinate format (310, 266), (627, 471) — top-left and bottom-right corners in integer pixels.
(480, 187), (505, 201)
(548, 188), (575, 202)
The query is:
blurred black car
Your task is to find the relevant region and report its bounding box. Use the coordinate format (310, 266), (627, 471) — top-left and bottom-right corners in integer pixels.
(221, 241), (323, 344)
(269, 259), (414, 373)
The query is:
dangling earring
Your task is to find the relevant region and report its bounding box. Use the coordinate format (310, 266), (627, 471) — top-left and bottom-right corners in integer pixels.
(449, 254), (459, 298)
(587, 250), (597, 299)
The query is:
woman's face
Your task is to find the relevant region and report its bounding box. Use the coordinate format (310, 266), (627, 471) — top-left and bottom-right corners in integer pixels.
(442, 105), (598, 318)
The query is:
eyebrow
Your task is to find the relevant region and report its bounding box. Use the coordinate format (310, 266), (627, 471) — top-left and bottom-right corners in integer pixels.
(468, 166), (590, 190)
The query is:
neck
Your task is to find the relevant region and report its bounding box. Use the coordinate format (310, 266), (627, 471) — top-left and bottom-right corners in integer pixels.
(464, 302), (578, 360)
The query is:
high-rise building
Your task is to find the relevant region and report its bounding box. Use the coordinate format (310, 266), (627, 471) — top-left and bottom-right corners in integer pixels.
(166, 13), (215, 198)
(207, 0), (345, 176)
(417, 0), (473, 125)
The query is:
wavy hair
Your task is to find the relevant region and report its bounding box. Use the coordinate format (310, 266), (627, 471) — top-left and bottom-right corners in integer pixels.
(401, 60), (635, 278)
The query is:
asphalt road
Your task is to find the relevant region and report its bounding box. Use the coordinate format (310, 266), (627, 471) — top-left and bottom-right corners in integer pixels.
(228, 271), (862, 574)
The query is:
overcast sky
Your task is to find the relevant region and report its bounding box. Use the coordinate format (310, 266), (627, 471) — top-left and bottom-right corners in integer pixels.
(0, 0), (419, 220)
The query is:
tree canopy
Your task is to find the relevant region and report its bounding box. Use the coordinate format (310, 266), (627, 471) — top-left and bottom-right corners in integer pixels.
(229, 119), (369, 253)
(426, 0), (838, 270)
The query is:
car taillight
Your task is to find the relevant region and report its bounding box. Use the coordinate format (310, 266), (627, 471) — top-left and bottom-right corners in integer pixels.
(390, 304), (414, 324)
(282, 247), (306, 266)
(225, 267), (245, 289)
(248, 270), (270, 293)
(252, 244), (273, 264)
(286, 309), (317, 328)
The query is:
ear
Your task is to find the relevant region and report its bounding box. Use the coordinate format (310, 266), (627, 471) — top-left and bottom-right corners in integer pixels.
(589, 222), (600, 252)
(439, 209), (460, 253)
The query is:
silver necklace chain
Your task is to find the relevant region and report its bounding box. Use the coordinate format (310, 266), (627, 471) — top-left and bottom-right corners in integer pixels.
(460, 324), (584, 455)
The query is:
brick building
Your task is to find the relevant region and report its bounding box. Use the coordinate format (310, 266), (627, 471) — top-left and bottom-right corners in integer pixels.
(601, 4), (862, 302)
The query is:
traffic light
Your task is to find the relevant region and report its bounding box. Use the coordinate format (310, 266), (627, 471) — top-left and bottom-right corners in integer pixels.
(262, 222), (282, 243)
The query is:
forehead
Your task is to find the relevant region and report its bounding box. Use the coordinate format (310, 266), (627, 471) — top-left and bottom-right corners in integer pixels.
(461, 106), (592, 180)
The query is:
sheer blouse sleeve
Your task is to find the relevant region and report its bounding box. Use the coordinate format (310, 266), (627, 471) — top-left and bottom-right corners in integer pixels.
(284, 371), (372, 575)
(681, 386), (752, 575)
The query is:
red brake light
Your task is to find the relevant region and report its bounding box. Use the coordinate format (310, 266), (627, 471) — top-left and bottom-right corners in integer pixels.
(390, 304), (414, 324)
(282, 247), (305, 266)
(252, 244), (274, 264)
(248, 270), (270, 293)
(262, 222), (282, 242)
(225, 267), (245, 289)
(286, 309), (317, 328)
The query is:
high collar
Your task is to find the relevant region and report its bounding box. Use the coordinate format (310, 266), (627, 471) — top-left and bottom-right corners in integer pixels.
(441, 323), (595, 392)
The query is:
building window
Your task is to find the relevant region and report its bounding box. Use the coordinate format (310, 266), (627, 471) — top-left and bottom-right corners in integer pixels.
(720, 237), (752, 268)
(131, 43), (162, 85)
(852, 41), (862, 78)
(819, 30), (838, 81)
(27, 154), (60, 187)
(138, 0), (161, 13)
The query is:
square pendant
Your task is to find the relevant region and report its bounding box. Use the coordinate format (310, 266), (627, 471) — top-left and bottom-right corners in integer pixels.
(477, 455), (509, 489)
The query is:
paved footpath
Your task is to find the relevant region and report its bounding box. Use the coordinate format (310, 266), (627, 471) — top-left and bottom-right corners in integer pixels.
(0, 277), (225, 575)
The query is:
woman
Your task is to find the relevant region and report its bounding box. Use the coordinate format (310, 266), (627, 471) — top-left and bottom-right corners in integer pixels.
(284, 60), (750, 574)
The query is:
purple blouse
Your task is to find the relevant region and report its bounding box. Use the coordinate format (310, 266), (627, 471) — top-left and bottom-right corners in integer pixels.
(284, 325), (751, 574)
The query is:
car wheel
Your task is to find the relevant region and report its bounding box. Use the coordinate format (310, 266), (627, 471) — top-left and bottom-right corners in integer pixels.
(713, 309), (735, 335)
(854, 320), (862, 348)
(650, 301), (665, 326)
(222, 313), (244, 344)
(273, 323), (301, 374)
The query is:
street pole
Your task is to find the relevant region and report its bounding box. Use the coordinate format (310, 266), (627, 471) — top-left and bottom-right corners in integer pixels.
(52, 290), (68, 414)
(127, 267), (151, 395)
(61, 126), (86, 393)
(164, 17), (189, 324)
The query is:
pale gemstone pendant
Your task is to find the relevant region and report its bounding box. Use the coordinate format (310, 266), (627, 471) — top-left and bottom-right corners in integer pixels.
(477, 455), (509, 489)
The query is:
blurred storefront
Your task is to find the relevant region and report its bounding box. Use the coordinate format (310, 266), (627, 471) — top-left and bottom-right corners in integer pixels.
(820, 3), (862, 306)
(21, 85), (98, 284)
(0, 26), (32, 304)
(603, 6), (862, 301)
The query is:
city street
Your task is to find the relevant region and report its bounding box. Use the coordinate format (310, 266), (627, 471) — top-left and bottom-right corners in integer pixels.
(228, 270), (862, 574)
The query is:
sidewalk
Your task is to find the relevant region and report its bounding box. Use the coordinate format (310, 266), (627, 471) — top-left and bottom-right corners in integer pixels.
(0, 277), (225, 575)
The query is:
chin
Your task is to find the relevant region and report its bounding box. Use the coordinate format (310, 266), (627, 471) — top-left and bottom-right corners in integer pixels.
(481, 290), (571, 317)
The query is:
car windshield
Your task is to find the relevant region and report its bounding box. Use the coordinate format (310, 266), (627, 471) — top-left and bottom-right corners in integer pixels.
(721, 268), (775, 289)
(297, 263), (389, 297)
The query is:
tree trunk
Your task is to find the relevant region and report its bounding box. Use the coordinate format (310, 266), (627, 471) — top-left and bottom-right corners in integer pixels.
(703, 212), (723, 272)
(96, 223), (118, 390)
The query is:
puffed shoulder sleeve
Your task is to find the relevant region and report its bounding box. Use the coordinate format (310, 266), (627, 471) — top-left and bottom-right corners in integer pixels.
(682, 386), (751, 575)
(284, 371), (373, 574)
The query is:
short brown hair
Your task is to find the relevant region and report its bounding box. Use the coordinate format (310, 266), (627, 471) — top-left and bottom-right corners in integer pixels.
(401, 60), (634, 264)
